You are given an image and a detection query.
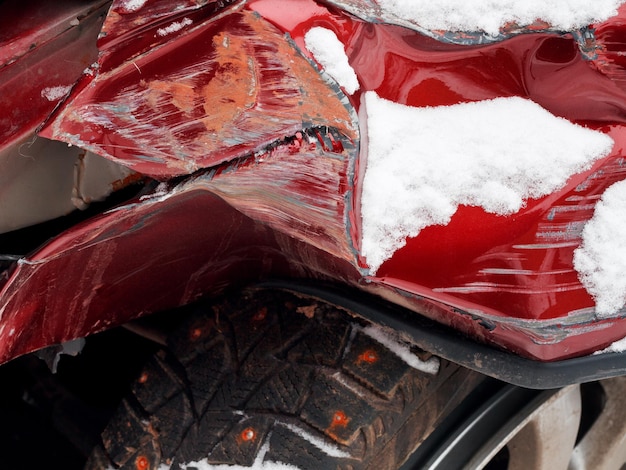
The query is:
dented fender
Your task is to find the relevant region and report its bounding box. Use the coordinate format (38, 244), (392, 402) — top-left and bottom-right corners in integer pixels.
(4, 0), (626, 365)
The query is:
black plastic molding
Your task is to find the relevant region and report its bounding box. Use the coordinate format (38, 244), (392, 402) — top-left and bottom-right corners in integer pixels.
(261, 280), (626, 389)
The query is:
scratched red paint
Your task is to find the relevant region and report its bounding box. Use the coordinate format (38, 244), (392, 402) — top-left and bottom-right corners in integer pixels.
(2, 0), (626, 366)
(0, 0), (106, 148)
(40, 9), (357, 179)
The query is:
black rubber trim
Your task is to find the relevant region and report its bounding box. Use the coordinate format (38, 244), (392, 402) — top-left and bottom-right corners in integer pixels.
(259, 280), (626, 389)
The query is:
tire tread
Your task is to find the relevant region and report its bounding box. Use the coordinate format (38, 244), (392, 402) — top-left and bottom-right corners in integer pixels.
(88, 289), (484, 469)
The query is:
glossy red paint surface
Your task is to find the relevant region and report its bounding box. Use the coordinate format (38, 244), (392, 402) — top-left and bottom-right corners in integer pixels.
(0, 185), (361, 364)
(0, 191), (270, 363)
(0, 0), (108, 147)
(253, 0), (626, 358)
(3, 0), (626, 363)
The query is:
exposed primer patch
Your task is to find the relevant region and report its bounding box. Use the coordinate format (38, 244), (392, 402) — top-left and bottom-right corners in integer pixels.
(41, 85), (72, 101)
(574, 179), (626, 316)
(304, 27), (359, 94)
(360, 324), (440, 374)
(157, 17), (193, 37)
(360, 92), (614, 273)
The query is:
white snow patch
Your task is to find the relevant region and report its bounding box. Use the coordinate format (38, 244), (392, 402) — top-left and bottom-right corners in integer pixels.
(361, 324), (440, 374)
(179, 439), (300, 470)
(279, 423), (351, 458)
(157, 17), (193, 37)
(118, 0), (148, 12)
(574, 179), (626, 316)
(304, 27), (359, 94)
(332, 371), (367, 399)
(594, 336), (626, 354)
(360, 92), (614, 273)
(41, 85), (72, 101)
(374, 0), (626, 35)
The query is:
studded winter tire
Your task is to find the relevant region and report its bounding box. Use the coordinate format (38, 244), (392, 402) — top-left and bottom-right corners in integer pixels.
(85, 288), (484, 470)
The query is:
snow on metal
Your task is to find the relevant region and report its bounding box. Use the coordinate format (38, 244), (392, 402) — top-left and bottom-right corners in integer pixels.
(360, 93), (614, 273)
(575, 179), (626, 316)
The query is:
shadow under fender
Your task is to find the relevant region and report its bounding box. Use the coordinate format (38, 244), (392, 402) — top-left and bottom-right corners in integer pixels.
(85, 288), (484, 469)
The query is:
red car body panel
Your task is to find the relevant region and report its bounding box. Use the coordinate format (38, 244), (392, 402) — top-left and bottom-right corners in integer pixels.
(3, 0), (626, 363)
(41, 5), (359, 179)
(0, 0), (108, 147)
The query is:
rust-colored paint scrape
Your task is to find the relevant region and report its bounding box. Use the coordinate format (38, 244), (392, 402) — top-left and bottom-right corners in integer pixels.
(41, 8), (357, 179)
(146, 80), (197, 115)
(200, 32), (258, 136)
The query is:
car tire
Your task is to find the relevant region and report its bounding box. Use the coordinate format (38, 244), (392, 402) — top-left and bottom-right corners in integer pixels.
(85, 288), (484, 470)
